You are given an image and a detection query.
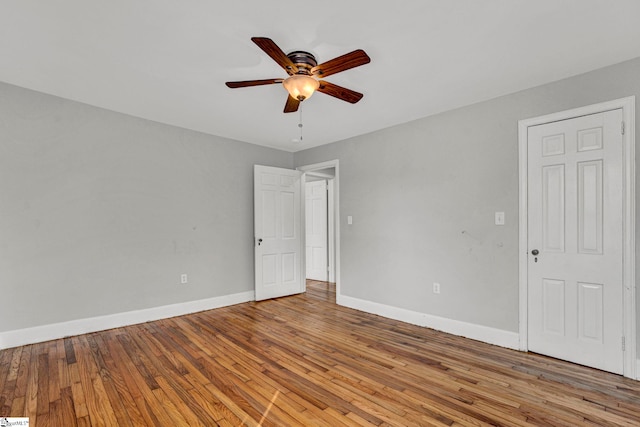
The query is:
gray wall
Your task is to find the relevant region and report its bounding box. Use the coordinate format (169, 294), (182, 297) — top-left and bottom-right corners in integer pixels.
(2, 56), (639, 354)
(0, 82), (292, 332)
(294, 57), (640, 349)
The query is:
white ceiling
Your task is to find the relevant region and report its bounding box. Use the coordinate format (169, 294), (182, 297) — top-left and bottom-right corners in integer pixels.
(2, 1), (640, 152)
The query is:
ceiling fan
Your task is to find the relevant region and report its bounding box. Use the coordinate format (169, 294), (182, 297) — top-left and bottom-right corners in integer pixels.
(226, 37), (370, 113)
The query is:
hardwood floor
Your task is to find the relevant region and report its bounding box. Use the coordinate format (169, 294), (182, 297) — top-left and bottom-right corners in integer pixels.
(1, 280), (639, 426)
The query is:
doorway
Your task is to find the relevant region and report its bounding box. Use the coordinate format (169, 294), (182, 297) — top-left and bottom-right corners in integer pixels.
(518, 97), (636, 378)
(304, 169), (336, 283)
(253, 160), (339, 302)
(305, 178), (329, 281)
(298, 160), (340, 291)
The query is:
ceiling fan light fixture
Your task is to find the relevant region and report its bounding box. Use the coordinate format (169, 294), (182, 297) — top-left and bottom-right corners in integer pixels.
(226, 38), (370, 113)
(282, 74), (319, 101)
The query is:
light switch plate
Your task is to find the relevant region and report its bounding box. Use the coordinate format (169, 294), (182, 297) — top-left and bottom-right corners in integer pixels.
(347, 215), (353, 225)
(495, 212), (505, 225)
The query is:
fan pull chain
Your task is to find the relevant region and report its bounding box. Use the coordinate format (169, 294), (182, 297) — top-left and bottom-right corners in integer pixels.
(298, 105), (303, 142)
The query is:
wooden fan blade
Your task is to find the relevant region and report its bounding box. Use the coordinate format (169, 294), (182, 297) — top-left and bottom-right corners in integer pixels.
(317, 81), (363, 104)
(284, 95), (300, 113)
(311, 49), (370, 78)
(251, 37), (298, 75)
(225, 78), (283, 88)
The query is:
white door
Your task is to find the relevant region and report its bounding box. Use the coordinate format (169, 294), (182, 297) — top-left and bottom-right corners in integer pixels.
(254, 165), (304, 301)
(527, 110), (624, 374)
(306, 180), (328, 281)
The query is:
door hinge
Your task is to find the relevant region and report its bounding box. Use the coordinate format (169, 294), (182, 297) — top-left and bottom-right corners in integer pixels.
(622, 336), (626, 351)
(621, 121), (625, 135)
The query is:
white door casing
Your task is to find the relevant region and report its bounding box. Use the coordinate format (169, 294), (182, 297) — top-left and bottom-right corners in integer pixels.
(306, 180), (328, 281)
(518, 97), (636, 379)
(254, 165), (304, 301)
(327, 178), (336, 283)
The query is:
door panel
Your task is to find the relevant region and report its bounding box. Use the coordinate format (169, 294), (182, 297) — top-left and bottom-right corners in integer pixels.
(577, 160), (602, 254)
(578, 282), (603, 343)
(527, 110), (623, 374)
(254, 165), (303, 301)
(542, 164), (565, 252)
(542, 278), (565, 335)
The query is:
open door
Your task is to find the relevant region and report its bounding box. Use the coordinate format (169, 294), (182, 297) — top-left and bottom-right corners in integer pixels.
(254, 165), (304, 301)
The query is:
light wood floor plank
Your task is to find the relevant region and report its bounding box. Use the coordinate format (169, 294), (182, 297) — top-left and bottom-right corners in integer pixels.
(1, 280), (639, 426)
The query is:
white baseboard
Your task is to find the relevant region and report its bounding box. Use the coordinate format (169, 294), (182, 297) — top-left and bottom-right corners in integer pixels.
(0, 290), (255, 350)
(337, 294), (520, 350)
(637, 359), (640, 380)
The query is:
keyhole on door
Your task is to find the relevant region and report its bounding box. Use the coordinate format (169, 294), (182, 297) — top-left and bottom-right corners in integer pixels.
(531, 249), (539, 263)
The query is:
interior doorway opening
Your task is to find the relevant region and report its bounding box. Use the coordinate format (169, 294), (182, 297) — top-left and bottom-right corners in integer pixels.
(298, 160), (340, 294)
(304, 169), (334, 283)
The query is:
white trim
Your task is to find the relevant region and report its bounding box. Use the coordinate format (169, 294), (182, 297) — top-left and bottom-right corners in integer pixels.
(327, 179), (336, 283)
(338, 294), (519, 350)
(518, 115), (530, 352)
(0, 291), (254, 350)
(305, 170), (334, 180)
(622, 99), (637, 379)
(297, 160), (340, 294)
(299, 170), (308, 293)
(518, 96), (636, 379)
(637, 359), (640, 380)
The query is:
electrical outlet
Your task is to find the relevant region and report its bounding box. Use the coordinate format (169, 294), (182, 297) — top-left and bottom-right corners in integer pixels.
(181, 274), (188, 284)
(433, 282), (441, 294)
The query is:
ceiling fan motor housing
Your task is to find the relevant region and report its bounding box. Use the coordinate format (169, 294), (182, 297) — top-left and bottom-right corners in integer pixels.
(286, 51), (317, 74)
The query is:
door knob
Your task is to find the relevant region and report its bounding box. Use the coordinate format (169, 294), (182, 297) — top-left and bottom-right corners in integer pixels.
(257, 238), (263, 246)
(531, 249), (539, 255)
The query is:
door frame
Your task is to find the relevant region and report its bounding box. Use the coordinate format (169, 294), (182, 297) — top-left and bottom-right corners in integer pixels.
(517, 96), (636, 379)
(297, 159), (340, 293)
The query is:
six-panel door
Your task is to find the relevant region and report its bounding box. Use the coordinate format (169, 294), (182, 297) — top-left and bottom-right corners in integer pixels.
(254, 165), (304, 301)
(527, 110), (624, 374)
